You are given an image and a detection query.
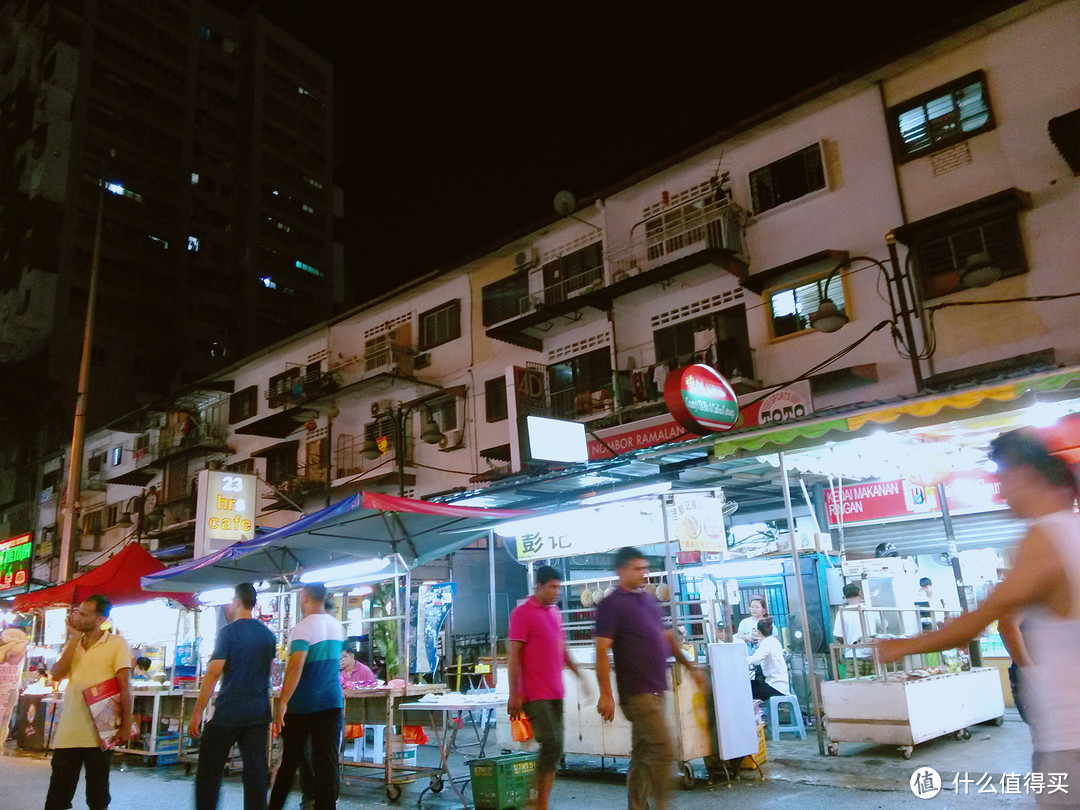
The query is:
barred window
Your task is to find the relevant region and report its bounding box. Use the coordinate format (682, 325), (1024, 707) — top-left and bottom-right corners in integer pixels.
(890, 72), (994, 161)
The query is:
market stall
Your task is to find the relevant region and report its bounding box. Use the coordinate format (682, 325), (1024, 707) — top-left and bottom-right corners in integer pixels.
(143, 491), (524, 800)
(11, 543), (200, 759)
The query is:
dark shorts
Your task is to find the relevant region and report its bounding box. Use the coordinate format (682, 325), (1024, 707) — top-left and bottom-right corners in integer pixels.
(523, 699), (564, 773)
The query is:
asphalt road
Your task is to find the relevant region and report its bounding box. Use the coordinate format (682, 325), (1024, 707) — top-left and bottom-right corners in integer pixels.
(1, 747), (1034, 808)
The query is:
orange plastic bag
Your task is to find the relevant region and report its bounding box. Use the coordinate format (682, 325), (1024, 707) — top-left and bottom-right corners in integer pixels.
(510, 717), (533, 742)
(402, 725), (429, 745)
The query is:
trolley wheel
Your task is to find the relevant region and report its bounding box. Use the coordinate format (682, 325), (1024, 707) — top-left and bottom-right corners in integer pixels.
(954, 728), (971, 741)
(429, 775), (444, 793)
(681, 763), (695, 790)
(962, 728), (972, 740)
(992, 716), (1005, 727)
(385, 783), (402, 802)
(827, 743), (839, 757)
(901, 746), (914, 760)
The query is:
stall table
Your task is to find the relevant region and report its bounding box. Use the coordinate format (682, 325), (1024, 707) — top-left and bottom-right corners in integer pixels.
(400, 694), (506, 808)
(821, 667), (1005, 759)
(116, 688), (194, 762)
(338, 683), (448, 802)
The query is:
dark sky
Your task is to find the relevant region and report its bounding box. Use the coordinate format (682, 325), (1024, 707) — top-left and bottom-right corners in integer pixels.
(217, 1), (1018, 302)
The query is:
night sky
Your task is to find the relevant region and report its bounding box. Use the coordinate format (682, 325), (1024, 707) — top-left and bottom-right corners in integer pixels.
(216, 1), (1018, 303)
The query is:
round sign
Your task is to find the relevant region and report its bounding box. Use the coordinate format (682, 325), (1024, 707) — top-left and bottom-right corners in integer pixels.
(663, 364), (739, 435)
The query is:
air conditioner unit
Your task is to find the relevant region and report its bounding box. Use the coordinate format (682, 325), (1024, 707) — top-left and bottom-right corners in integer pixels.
(437, 429), (465, 452)
(514, 247), (536, 269)
(370, 399), (393, 417)
(413, 352), (432, 370)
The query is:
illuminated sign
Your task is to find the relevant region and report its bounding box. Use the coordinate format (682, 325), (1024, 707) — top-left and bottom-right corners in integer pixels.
(194, 470), (258, 557)
(663, 364), (739, 435)
(0, 533), (32, 589)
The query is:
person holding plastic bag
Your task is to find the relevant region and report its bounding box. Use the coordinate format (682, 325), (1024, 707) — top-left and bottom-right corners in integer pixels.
(507, 565), (586, 810)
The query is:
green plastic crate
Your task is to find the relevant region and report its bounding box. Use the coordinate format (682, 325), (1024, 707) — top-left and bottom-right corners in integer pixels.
(468, 752), (538, 809)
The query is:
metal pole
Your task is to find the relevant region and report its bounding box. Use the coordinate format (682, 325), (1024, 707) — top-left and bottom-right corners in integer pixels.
(58, 179), (107, 583)
(779, 451), (826, 755)
(936, 481), (981, 666)
(403, 562), (412, 684)
(324, 406), (337, 508)
(660, 494), (678, 638)
(885, 232), (924, 392)
(397, 408), (408, 498)
(487, 529), (497, 687)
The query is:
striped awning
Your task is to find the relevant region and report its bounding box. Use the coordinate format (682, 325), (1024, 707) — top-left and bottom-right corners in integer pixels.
(713, 366), (1080, 459)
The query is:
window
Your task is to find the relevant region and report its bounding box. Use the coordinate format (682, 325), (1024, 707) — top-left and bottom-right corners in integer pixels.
(897, 191), (1029, 299)
(653, 307), (753, 379)
(766, 273), (846, 339)
(268, 368), (302, 407)
(263, 443), (297, 485)
(295, 260), (324, 277)
(485, 377), (508, 422)
(547, 348), (613, 419)
(229, 385), (258, 423)
(749, 144), (826, 214)
(104, 504), (119, 528)
(111, 446), (123, 467)
(482, 274), (529, 325)
(419, 300), (461, 350)
(87, 452), (105, 474)
(889, 71), (994, 161)
(428, 397), (458, 432)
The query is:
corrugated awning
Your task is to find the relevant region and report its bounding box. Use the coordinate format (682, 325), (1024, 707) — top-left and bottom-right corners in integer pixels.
(713, 366), (1080, 459)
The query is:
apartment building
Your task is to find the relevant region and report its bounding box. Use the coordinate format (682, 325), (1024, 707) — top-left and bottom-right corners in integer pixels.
(13, 0), (1080, 586)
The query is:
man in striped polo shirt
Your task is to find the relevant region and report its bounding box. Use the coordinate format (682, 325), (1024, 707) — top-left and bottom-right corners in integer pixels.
(268, 584), (345, 810)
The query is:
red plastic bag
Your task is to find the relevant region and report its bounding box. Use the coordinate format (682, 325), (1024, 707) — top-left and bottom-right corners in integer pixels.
(402, 725), (429, 745)
(510, 717), (533, 742)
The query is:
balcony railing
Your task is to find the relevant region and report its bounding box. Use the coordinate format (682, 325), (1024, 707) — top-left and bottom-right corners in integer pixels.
(517, 264), (605, 315)
(331, 345), (415, 389)
(549, 385), (615, 422)
(332, 434), (413, 480)
(607, 197), (747, 282)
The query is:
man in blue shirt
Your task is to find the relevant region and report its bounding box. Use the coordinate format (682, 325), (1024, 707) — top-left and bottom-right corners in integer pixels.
(188, 582), (276, 810)
(268, 583), (345, 810)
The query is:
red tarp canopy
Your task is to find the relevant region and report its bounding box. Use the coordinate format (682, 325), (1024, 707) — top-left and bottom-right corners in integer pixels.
(14, 542), (198, 611)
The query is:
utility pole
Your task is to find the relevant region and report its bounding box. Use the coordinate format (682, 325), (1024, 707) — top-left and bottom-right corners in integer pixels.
(58, 178), (107, 582)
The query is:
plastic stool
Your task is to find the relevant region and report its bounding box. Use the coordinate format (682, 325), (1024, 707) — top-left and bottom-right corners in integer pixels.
(768, 694), (806, 741)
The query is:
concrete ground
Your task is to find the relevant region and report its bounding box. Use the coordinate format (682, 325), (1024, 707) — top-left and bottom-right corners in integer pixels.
(1, 712), (1039, 808)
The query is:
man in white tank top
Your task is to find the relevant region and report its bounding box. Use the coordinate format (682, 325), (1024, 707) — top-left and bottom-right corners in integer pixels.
(879, 430), (1080, 808)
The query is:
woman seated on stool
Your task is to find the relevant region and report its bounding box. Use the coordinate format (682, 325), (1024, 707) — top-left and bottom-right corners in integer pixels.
(747, 617), (789, 701)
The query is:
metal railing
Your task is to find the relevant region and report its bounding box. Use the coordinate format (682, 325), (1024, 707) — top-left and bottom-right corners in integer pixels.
(607, 197), (747, 281)
(517, 264), (605, 314)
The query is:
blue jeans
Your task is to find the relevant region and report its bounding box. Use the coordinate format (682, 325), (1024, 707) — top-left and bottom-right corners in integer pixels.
(268, 708), (343, 810)
(195, 720), (270, 810)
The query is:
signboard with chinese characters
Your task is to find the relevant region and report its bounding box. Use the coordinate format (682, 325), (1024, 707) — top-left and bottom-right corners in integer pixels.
(0, 533), (32, 589)
(194, 470), (258, 557)
(672, 495), (727, 552)
(663, 364), (739, 435)
(824, 469), (1004, 527)
(506, 501), (666, 562)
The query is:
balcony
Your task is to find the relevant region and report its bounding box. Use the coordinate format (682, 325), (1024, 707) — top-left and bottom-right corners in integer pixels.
(266, 367), (338, 409)
(329, 343), (418, 393)
(486, 197), (748, 348)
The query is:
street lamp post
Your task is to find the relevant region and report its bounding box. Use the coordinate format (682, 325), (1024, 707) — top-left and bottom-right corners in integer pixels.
(809, 233), (926, 392)
(362, 403), (442, 496)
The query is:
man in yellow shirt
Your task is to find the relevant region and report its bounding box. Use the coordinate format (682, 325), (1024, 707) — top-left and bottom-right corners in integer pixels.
(46, 595), (133, 810)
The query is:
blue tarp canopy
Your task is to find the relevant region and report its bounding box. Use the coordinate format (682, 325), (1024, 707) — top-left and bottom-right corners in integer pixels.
(141, 491), (527, 593)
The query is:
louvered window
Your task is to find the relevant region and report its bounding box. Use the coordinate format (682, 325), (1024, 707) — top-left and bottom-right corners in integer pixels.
(890, 72), (994, 161)
(914, 213), (1025, 299)
(767, 274), (846, 339)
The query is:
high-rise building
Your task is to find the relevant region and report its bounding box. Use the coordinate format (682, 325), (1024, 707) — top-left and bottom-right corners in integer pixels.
(0, 0), (343, 444)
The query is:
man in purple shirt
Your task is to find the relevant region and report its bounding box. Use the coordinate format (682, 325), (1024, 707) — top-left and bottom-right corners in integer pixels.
(595, 547), (704, 809)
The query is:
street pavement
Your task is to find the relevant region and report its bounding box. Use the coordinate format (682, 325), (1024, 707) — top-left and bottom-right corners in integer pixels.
(2, 731), (1038, 809)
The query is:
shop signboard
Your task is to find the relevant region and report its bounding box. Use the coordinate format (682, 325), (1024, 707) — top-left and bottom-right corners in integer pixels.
(0, 533), (32, 589)
(672, 494), (727, 552)
(664, 364), (739, 435)
(506, 365), (550, 473)
(504, 501), (665, 562)
(586, 380), (813, 459)
(824, 469), (1004, 527)
(194, 470), (258, 557)
(841, 558), (907, 577)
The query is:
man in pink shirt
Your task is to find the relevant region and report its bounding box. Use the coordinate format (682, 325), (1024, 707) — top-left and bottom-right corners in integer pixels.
(338, 649), (376, 689)
(507, 565), (585, 810)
